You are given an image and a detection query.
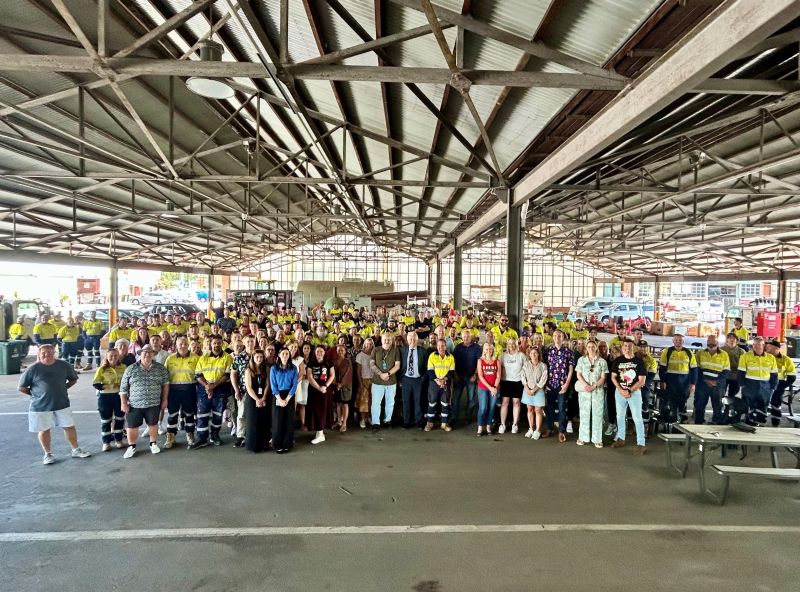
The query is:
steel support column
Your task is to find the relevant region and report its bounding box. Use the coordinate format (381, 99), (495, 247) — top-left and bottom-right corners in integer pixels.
(777, 271), (787, 338)
(207, 271), (214, 317)
(109, 264), (119, 326)
(653, 279), (661, 322)
(505, 188), (524, 329)
(435, 259), (442, 309)
(427, 263), (432, 302)
(453, 245), (463, 311)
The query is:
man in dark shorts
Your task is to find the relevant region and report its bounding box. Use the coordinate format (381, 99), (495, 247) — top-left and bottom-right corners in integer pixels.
(119, 344), (169, 459)
(18, 344), (91, 465)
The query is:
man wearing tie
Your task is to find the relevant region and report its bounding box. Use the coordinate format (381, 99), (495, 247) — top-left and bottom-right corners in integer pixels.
(400, 332), (429, 429)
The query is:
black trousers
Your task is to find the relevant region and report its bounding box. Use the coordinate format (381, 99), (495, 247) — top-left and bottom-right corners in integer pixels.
(167, 384), (196, 435)
(271, 395), (295, 452)
(245, 394), (272, 452)
(401, 376), (425, 426)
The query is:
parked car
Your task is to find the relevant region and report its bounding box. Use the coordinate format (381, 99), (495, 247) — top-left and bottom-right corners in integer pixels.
(129, 291), (173, 306)
(568, 297), (645, 323)
(139, 303), (202, 318)
(71, 307), (145, 332)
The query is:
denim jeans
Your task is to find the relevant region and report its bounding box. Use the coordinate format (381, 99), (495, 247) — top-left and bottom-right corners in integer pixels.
(545, 387), (569, 432)
(371, 383), (397, 425)
(614, 389), (645, 446)
(451, 375), (477, 425)
(476, 387), (495, 426)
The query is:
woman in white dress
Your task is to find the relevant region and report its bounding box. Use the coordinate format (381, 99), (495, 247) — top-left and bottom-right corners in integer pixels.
(292, 341), (310, 431)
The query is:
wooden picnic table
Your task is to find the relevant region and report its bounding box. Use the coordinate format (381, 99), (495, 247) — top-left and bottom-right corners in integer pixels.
(669, 424), (800, 498)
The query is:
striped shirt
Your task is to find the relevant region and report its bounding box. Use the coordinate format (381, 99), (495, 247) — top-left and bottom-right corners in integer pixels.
(120, 361), (169, 408)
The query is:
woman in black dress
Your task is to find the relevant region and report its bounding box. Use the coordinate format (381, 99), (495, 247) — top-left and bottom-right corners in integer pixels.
(306, 345), (335, 445)
(244, 349), (271, 452)
(270, 348), (298, 454)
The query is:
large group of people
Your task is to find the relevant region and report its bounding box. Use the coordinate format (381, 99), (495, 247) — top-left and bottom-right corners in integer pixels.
(17, 301), (796, 465)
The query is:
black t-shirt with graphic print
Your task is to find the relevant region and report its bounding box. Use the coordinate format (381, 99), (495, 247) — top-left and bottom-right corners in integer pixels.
(610, 355), (646, 391)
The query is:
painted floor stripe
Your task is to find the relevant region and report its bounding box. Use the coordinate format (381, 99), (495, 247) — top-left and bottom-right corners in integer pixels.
(1, 524), (799, 542)
(0, 411), (97, 416)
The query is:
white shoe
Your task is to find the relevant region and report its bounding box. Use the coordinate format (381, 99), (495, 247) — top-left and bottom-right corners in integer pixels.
(311, 433), (326, 445)
(158, 426), (166, 436)
(511, 424), (519, 434)
(42, 453), (55, 465)
(524, 429), (534, 438)
(532, 430), (541, 440)
(498, 425), (506, 434)
(576, 440), (585, 446)
(359, 419), (366, 429)
(102, 443), (112, 452)
(70, 447), (91, 458)
(123, 446), (136, 459)
(604, 424), (616, 436)
(594, 443), (604, 449)
(149, 443), (161, 455)
(566, 421), (574, 434)
(114, 440), (123, 449)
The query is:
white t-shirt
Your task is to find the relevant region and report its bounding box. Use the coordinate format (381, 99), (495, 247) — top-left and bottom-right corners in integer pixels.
(501, 352), (525, 382)
(356, 351), (374, 379)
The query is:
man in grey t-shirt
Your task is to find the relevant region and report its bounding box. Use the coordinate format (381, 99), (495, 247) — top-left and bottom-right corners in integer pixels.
(18, 344), (91, 465)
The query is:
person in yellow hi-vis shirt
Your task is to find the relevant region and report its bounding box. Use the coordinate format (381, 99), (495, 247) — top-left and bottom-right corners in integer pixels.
(164, 336), (199, 449)
(765, 339), (795, 427)
(33, 314), (57, 346)
(192, 335), (232, 448)
(658, 334), (697, 423)
(57, 318), (82, 369)
(92, 349), (127, 451)
(425, 338), (455, 432)
(9, 316), (29, 341)
(490, 315), (518, 354)
(82, 311), (105, 371)
(738, 336), (778, 426)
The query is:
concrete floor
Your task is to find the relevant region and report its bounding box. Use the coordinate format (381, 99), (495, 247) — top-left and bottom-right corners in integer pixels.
(1, 355), (799, 592)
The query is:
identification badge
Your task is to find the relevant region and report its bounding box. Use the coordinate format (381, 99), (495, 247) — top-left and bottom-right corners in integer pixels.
(257, 387), (263, 395)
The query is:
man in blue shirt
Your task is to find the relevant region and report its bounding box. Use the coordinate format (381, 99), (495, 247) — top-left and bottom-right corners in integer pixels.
(452, 329), (482, 427)
(399, 332), (429, 429)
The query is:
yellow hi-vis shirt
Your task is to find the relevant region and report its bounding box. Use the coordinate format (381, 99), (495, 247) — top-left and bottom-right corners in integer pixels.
(92, 364), (127, 394)
(57, 325), (81, 343)
(774, 354), (797, 381)
(696, 349), (731, 378)
(733, 327), (749, 342)
(659, 348), (697, 376)
(83, 319), (105, 336)
(9, 323), (28, 340)
(640, 352), (658, 374)
(428, 352), (455, 379)
(570, 328), (589, 340)
(195, 352), (232, 383)
(33, 322), (56, 340)
(491, 327), (519, 351)
(737, 351), (778, 382)
(108, 325), (131, 344)
(558, 319), (575, 334)
(165, 353), (200, 384)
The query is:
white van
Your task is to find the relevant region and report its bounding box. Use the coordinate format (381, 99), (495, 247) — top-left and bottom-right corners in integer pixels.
(568, 297), (643, 323)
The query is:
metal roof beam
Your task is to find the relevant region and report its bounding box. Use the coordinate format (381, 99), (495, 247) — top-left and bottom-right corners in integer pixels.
(438, 0), (800, 260)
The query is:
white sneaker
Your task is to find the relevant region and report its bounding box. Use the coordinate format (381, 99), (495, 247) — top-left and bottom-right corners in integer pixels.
(42, 453), (55, 465)
(70, 447), (91, 458)
(149, 443), (161, 455)
(511, 424), (519, 434)
(158, 426), (166, 436)
(123, 446), (136, 459)
(566, 421), (574, 434)
(359, 419), (366, 429)
(114, 440), (123, 449)
(576, 440), (585, 446)
(498, 425), (506, 434)
(102, 443), (112, 452)
(594, 443), (604, 449)
(532, 430), (541, 440)
(524, 429), (534, 438)
(604, 424), (616, 436)
(311, 433), (326, 445)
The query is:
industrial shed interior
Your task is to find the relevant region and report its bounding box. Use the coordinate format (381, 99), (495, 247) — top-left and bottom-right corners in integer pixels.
(0, 1), (799, 590)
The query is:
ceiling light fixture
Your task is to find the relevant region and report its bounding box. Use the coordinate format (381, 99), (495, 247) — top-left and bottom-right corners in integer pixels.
(186, 40), (234, 99)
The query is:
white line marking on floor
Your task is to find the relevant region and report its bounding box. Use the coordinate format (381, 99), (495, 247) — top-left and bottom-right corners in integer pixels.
(0, 411), (96, 416)
(1, 524), (799, 542)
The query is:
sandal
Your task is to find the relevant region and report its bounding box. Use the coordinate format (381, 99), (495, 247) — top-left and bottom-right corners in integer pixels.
(558, 432), (567, 443)
(339, 424), (347, 433)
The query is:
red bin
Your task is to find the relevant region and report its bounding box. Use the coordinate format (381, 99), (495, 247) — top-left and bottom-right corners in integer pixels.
(756, 311), (781, 338)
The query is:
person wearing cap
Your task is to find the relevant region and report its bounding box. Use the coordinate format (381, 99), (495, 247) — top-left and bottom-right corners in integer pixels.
(570, 319), (589, 341)
(658, 334), (698, 423)
(737, 336), (778, 426)
(608, 325), (627, 351)
(119, 344), (169, 458)
(765, 339), (796, 426)
(694, 336), (730, 424)
(19, 344), (91, 464)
